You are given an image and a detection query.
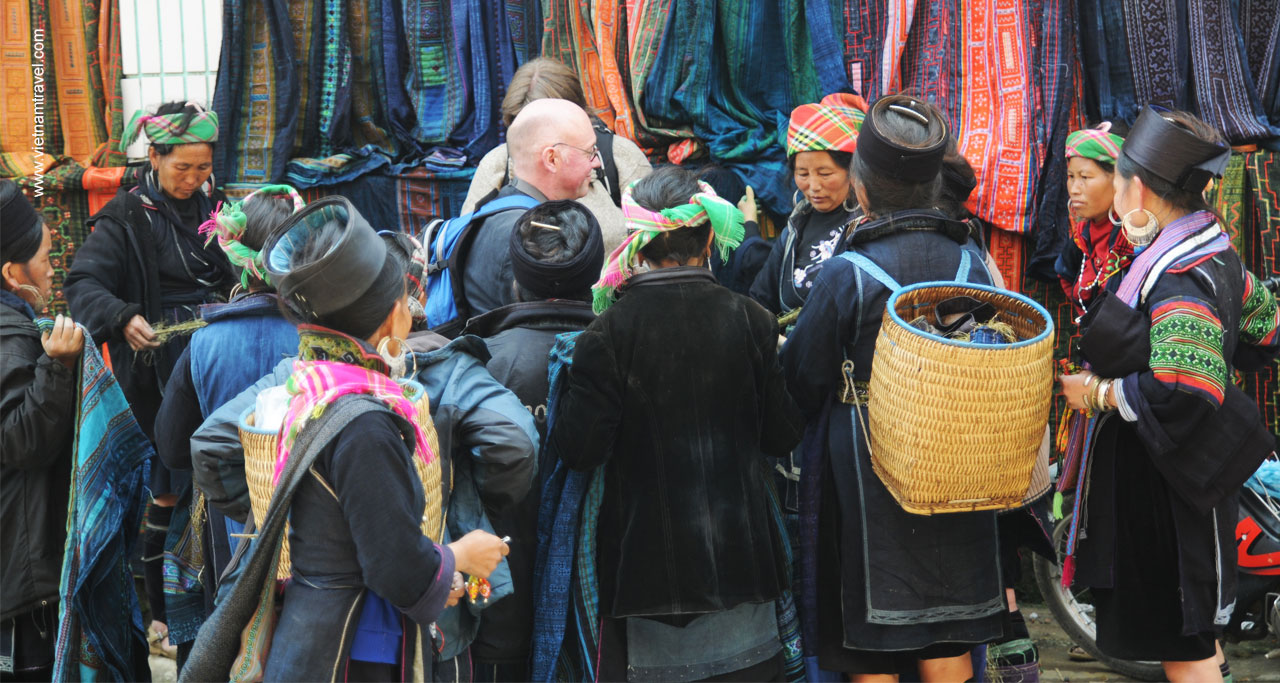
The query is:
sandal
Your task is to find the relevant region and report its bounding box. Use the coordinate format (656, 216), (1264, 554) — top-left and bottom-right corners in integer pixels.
(1067, 644), (1095, 662)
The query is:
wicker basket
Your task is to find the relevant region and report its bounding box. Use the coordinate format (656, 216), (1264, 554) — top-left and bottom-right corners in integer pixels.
(238, 380), (445, 580)
(867, 282), (1054, 514)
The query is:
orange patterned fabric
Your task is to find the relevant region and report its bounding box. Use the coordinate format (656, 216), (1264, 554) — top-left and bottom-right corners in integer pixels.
(0, 0), (49, 177)
(49, 0), (99, 163)
(958, 0), (1036, 233)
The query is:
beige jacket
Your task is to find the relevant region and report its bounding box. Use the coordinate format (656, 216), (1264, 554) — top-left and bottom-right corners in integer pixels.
(461, 136), (652, 254)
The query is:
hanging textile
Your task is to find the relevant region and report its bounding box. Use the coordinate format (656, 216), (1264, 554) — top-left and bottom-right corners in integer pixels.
(542, 0), (619, 128)
(641, 0), (826, 216)
(1186, 0), (1274, 142)
(1076, 0), (1140, 126)
(211, 0), (300, 183)
(1, 0), (123, 175)
(1122, 0), (1274, 143)
(1242, 150), (1280, 434)
(842, 0), (894, 103)
(958, 0), (1039, 233)
(1239, 0), (1280, 129)
(900, 0), (962, 123)
(1027, 0), (1077, 280)
(89, 0), (126, 167)
(623, 0), (679, 151)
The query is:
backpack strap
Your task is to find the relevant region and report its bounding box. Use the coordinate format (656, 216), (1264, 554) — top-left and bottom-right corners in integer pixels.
(594, 126), (621, 207)
(441, 194), (542, 330)
(837, 251), (902, 292)
(837, 248), (974, 293)
(955, 249), (972, 283)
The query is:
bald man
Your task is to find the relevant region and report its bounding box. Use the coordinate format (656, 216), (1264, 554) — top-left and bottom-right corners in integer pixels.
(461, 99), (602, 317)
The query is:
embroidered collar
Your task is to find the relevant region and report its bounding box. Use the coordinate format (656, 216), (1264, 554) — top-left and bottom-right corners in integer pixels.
(296, 324), (389, 374)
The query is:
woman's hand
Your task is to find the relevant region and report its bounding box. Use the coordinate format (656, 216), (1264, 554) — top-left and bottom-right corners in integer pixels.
(447, 530), (509, 579)
(124, 314), (160, 351)
(1059, 372), (1095, 412)
(41, 313), (84, 369)
(445, 572), (465, 608)
(738, 185), (758, 224)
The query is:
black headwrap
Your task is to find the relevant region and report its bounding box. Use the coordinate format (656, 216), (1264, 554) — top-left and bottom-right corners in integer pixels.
(1, 180), (44, 264)
(1122, 107), (1230, 192)
(263, 196), (403, 337)
(509, 200), (605, 299)
(855, 96), (948, 182)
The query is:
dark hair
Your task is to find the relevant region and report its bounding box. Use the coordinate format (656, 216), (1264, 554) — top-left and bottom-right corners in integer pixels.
(695, 164), (746, 205)
(513, 202), (597, 302)
(284, 218), (406, 339)
(233, 193), (294, 290)
(150, 101), (215, 156)
(852, 95), (947, 215)
(240, 193), (295, 252)
(1115, 110), (1224, 218)
(501, 58), (588, 128)
(631, 166), (713, 265)
(786, 150), (853, 175)
(936, 142), (977, 221)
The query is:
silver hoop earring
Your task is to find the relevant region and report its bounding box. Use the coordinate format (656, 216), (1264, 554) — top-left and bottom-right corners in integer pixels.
(1108, 208), (1122, 226)
(377, 336), (409, 379)
(1121, 208), (1160, 247)
(843, 195), (858, 212)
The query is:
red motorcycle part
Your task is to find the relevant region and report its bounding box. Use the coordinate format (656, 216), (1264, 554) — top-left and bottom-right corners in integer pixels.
(1236, 516), (1280, 576)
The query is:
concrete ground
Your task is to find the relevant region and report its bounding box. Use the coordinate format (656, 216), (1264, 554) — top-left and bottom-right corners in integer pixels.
(147, 604), (1279, 682)
(1025, 603), (1280, 682)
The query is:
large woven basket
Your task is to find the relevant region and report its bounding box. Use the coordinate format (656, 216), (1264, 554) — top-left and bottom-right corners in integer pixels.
(239, 380), (445, 580)
(867, 282), (1054, 514)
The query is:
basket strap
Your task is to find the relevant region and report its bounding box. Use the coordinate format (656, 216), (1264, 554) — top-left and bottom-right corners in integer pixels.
(838, 248), (974, 292)
(955, 249), (972, 282)
(837, 251), (901, 292)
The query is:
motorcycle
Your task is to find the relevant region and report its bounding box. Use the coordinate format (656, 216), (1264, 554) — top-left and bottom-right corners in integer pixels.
(1033, 466), (1280, 681)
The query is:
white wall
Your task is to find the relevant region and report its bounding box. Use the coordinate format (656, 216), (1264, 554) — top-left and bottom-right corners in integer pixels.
(119, 0), (222, 159)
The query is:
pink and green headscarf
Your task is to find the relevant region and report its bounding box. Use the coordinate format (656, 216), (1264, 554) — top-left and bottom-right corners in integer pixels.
(1065, 122), (1124, 166)
(199, 185), (305, 289)
(591, 180), (745, 314)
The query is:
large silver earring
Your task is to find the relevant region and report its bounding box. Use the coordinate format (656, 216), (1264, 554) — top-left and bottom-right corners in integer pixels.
(843, 195), (858, 212)
(793, 189), (803, 207)
(1121, 208), (1159, 247)
(1108, 207), (1122, 226)
(377, 336), (408, 378)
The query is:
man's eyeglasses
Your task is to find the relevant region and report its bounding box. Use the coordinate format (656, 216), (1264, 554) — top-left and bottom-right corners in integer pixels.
(553, 142), (601, 162)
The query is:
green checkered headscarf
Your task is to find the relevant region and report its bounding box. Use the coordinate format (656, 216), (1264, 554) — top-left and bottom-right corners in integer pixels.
(1065, 123), (1124, 166)
(119, 105), (219, 152)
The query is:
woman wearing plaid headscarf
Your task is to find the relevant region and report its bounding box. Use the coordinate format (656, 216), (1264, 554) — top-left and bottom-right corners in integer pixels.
(1054, 121), (1131, 318)
(65, 100), (231, 657)
(749, 93), (867, 318)
(548, 166), (803, 680)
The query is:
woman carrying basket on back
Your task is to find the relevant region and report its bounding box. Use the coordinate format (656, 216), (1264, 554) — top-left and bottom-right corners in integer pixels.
(781, 94), (1003, 682)
(1057, 108), (1279, 682)
(181, 198), (510, 681)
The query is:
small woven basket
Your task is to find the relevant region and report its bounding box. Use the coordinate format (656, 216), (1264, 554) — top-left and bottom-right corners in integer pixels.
(238, 380), (445, 580)
(867, 282), (1054, 515)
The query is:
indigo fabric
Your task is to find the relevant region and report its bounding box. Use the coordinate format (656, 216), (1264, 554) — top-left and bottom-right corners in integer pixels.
(52, 330), (152, 681)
